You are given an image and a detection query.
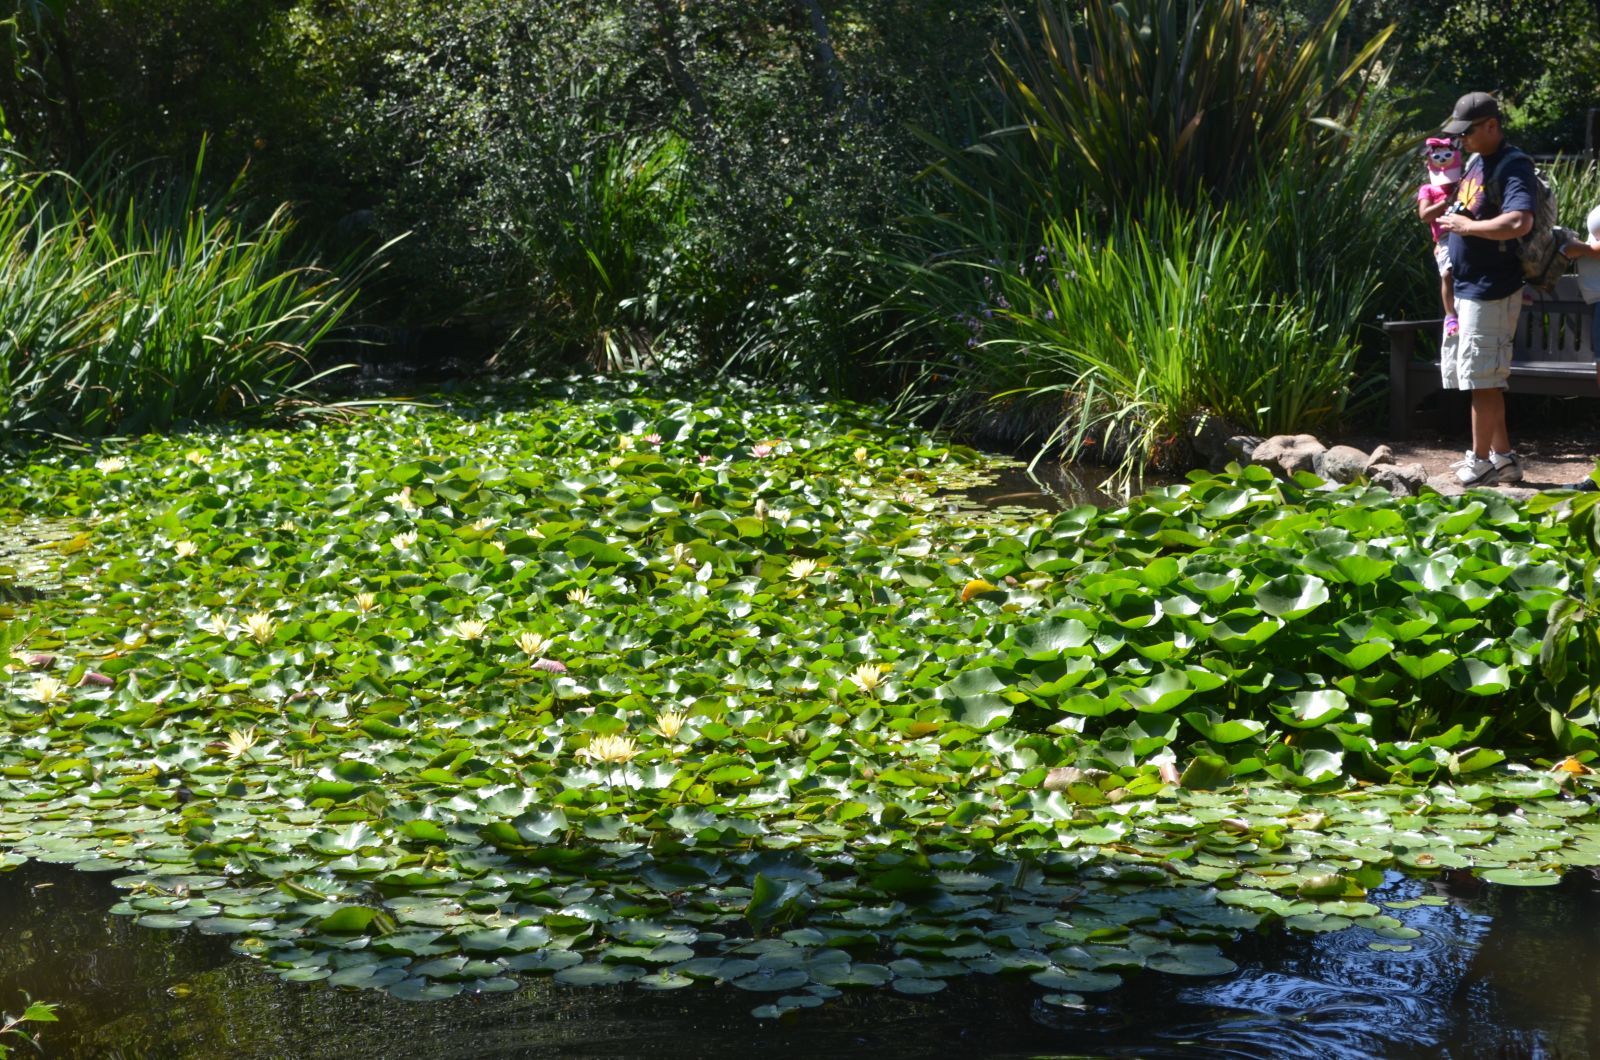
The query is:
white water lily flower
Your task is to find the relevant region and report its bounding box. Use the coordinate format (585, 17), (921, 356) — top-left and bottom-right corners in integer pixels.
(516, 631), (554, 657)
(581, 734), (640, 765)
(849, 663), (886, 696)
(616, 434), (635, 451)
(608, 455), (625, 468)
(95, 457), (127, 473)
(669, 543), (692, 567)
(385, 486), (419, 512)
(354, 592), (378, 614)
(566, 587), (592, 606)
(242, 612), (278, 645)
(471, 516), (497, 532)
(185, 450), (206, 465)
(173, 541), (199, 559)
(652, 710), (688, 741)
(223, 726), (258, 759)
(449, 618), (489, 641)
(786, 558), (819, 580)
(206, 614), (231, 637)
(390, 531), (418, 550)
(853, 447), (869, 463)
(27, 675), (69, 705)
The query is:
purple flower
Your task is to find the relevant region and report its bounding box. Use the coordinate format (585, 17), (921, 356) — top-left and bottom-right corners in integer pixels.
(1043, 309), (1055, 321)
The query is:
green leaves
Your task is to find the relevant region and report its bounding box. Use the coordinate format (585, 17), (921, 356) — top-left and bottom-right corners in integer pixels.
(4, 378), (1600, 1019)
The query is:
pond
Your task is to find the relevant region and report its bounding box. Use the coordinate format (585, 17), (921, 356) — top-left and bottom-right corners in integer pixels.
(2, 859), (1592, 1058)
(3, 378), (1600, 1059)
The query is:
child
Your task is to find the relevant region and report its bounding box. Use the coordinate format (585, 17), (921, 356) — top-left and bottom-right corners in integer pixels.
(1561, 208), (1600, 489)
(1416, 136), (1464, 336)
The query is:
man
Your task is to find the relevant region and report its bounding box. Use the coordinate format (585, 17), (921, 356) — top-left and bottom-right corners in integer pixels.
(1432, 91), (1535, 486)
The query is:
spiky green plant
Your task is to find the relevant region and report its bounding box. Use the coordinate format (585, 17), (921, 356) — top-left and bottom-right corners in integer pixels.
(994, 0), (1394, 211)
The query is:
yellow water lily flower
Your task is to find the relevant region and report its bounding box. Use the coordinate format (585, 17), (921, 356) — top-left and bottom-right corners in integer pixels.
(581, 734), (640, 765)
(242, 612), (278, 645)
(390, 531), (418, 550)
(173, 541), (199, 559)
(471, 516), (498, 532)
(354, 592), (378, 614)
(853, 447), (869, 463)
(27, 675), (69, 705)
(516, 631), (554, 657)
(185, 450), (206, 465)
(449, 618), (489, 641)
(786, 558), (819, 581)
(651, 710), (688, 740)
(95, 457), (127, 473)
(616, 434), (635, 451)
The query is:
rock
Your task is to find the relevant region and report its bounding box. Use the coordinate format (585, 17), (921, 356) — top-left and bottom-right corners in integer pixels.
(1249, 434), (1326, 477)
(1364, 444), (1395, 471)
(1225, 435), (1263, 461)
(1187, 413), (1249, 469)
(1316, 445), (1371, 484)
(1370, 462), (1429, 497)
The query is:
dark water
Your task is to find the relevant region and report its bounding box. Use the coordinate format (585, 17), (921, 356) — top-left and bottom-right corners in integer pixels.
(951, 461), (1187, 515)
(5, 861), (1599, 1059)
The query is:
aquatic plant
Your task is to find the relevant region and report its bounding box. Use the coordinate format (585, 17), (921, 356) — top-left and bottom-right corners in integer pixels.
(0, 377), (1597, 1014)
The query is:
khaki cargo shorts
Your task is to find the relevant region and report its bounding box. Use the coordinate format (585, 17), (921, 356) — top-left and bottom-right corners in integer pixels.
(1440, 292), (1522, 390)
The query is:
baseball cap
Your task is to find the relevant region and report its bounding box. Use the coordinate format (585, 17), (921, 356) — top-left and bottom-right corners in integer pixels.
(1442, 91), (1501, 135)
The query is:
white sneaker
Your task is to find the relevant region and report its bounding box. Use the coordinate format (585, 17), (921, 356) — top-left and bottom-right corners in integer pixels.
(1490, 450), (1522, 483)
(1454, 451), (1497, 485)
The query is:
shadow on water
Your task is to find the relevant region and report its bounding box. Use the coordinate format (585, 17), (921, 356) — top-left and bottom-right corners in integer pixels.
(3, 861), (1596, 1059)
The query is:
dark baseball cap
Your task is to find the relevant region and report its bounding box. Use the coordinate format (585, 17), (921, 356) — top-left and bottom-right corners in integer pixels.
(1442, 91), (1501, 135)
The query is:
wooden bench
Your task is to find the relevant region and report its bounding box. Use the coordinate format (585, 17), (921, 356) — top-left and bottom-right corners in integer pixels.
(1386, 273), (1596, 435)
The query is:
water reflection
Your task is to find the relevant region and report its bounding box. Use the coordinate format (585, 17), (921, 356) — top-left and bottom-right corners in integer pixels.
(5, 864), (1599, 1058)
(948, 460), (1186, 515)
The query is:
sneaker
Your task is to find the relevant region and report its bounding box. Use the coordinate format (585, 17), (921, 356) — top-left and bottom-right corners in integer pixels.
(1444, 314), (1459, 337)
(1568, 476), (1600, 492)
(1453, 450), (1497, 486)
(1490, 450), (1522, 483)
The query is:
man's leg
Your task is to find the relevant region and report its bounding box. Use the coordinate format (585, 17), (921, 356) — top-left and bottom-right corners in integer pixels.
(1457, 293), (1521, 458)
(1470, 386), (1508, 457)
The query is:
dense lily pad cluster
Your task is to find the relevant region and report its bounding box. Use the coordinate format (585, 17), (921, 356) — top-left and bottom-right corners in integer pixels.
(1, 376), (1597, 1012)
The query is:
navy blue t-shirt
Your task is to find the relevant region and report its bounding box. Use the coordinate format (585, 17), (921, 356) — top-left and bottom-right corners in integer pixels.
(1448, 144), (1536, 301)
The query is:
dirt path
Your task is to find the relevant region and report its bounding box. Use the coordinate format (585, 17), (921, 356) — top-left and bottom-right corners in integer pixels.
(1334, 423), (1599, 495)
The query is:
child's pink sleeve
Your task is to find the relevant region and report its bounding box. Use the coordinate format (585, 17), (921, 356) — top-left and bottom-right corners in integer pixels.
(1417, 185), (1447, 206)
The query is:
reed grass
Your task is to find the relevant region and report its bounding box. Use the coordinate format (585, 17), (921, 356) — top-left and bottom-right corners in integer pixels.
(0, 148), (373, 438)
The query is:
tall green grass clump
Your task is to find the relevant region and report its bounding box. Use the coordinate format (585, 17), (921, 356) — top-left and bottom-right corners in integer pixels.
(884, 0), (1411, 482)
(0, 151), (371, 438)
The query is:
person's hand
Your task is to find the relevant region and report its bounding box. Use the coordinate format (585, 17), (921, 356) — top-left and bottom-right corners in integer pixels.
(1438, 211), (1470, 235)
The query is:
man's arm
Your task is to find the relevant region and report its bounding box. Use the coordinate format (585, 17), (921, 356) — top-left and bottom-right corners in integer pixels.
(1439, 208), (1533, 240)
